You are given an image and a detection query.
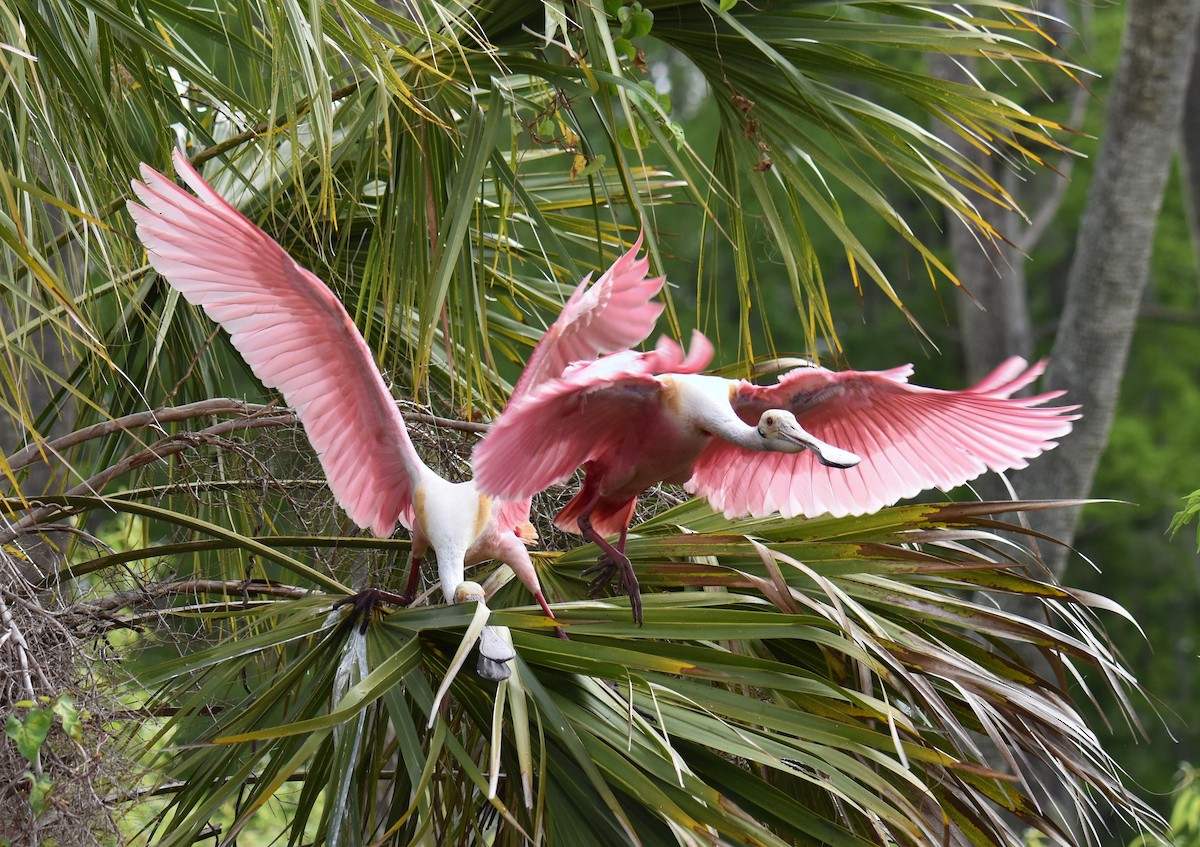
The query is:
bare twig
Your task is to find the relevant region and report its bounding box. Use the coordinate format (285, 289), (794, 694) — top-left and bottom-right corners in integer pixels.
(114, 600), (281, 626)
(1, 417), (292, 544)
(3, 393), (492, 550)
(0, 586), (78, 644)
(6, 399), (285, 471)
(7, 399), (490, 475)
(0, 593), (51, 700)
(80, 579), (316, 613)
(405, 411), (490, 434)
(3, 398), (492, 540)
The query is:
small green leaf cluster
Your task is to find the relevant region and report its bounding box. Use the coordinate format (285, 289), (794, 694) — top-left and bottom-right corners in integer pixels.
(605, 0), (654, 57)
(525, 97), (581, 151)
(617, 81), (685, 150)
(599, 0), (688, 153)
(4, 694), (84, 821)
(1168, 488), (1200, 551)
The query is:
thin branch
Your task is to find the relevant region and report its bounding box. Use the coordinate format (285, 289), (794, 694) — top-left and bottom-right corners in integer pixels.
(7, 399), (489, 475)
(114, 600), (281, 625)
(79, 579), (316, 613)
(6, 399), (273, 471)
(405, 411), (490, 434)
(2, 398), (491, 545)
(0, 417), (292, 544)
(1139, 303), (1200, 325)
(0, 593), (52, 699)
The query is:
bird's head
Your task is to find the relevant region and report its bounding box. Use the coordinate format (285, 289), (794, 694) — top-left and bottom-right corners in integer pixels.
(755, 410), (791, 440)
(453, 581), (487, 604)
(756, 410), (862, 469)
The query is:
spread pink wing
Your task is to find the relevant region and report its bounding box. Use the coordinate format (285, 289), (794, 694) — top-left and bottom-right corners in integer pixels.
(689, 357), (1079, 519)
(494, 233), (664, 529)
(475, 333), (714, 500)
(510, 232), (665, 401)
(128, 149), (422, 537)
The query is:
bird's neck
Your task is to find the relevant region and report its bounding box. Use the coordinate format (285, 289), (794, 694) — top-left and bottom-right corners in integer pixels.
(673, 374), (797, 453)
(703, 411), (767, 450)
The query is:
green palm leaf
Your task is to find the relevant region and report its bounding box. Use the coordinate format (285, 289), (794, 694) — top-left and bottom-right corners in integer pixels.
(88, 491), (1151, 846)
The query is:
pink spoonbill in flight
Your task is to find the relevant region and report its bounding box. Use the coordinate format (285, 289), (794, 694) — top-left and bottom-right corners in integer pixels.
(128, 149), (665, 677)
(474, 331), (1078, 623)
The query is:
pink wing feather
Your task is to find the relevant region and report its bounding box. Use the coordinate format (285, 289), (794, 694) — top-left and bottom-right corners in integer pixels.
(495, 232), (665, 530)
(510, 232), (665, 402)
(689, 357), (1078, 519)
(475, 333), (714, 500)
(128, 150), (422, 537)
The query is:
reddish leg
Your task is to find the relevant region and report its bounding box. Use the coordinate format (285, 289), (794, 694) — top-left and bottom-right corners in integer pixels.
(400, 549), (423, 603)
(531, 589), (569, 640)
(578, 512), (642, 625)
(333, 551), (424, 632)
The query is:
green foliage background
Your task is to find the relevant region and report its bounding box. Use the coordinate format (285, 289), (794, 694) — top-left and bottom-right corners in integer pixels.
(1, 0), (1195, 844)
(655, 0), (1200, 831)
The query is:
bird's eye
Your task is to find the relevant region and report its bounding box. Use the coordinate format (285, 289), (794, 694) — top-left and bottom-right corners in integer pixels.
(764, 415), (776, 427)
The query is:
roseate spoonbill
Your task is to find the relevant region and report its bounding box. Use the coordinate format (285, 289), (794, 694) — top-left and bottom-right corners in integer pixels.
(474, 331), (1078, 623)
(128, 149), (664, 677)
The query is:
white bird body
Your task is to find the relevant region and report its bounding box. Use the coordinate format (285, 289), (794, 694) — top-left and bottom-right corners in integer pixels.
(572, 372), (857, 500)
(409, 475), (532, 602)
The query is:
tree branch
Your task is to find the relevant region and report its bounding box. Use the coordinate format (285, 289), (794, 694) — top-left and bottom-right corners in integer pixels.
(79, 579), (315, 613)
(1, 417), (292, 544)
(3, 396), (490, 544)
(6, 399), (278, 471)
(7, 399), (490, 474)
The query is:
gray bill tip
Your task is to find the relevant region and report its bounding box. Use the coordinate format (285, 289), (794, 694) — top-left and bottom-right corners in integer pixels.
(815, 443), (861, 469)
(476, 654), (513, 682)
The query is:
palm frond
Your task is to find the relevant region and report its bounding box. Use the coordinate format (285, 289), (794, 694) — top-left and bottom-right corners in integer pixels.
(17, 428), (1153, 846)
(3, 0), (1076, 454)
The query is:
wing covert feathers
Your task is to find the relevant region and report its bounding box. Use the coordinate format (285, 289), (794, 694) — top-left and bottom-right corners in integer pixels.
(474, 333), (714, 501)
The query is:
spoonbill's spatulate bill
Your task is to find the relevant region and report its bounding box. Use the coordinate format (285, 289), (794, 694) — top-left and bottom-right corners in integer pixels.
(474, 331), (1079, 623)
(128, 149), (665, 676)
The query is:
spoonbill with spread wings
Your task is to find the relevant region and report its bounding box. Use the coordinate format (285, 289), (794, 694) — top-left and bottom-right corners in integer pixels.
(128, 149), (664, 677)
(474, 332), (1078, 623)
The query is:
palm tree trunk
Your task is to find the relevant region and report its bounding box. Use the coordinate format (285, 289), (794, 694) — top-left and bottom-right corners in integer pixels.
(1020, 0), (1200, 575)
